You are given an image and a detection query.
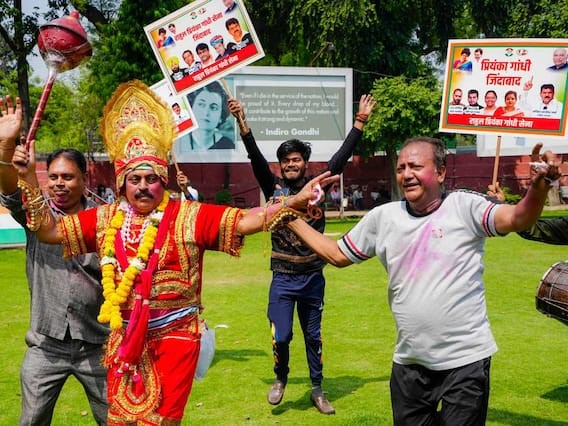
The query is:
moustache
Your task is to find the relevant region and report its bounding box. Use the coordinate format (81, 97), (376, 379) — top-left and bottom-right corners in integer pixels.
(135, 190), (154, 200)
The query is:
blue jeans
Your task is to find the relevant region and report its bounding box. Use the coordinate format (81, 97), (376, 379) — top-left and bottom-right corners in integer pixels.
(267, 271), (325, 386)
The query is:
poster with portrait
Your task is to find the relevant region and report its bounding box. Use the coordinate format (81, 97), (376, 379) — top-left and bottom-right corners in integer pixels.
(171, 66), (353, 163)
(440, 39), (568, 139)
(150, 79), (198, 138)
(172, 79), (241, 161)
(144, 0), (264, 97)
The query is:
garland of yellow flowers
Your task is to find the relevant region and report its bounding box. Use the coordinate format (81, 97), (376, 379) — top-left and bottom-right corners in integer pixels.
(97, 191), (170, 329)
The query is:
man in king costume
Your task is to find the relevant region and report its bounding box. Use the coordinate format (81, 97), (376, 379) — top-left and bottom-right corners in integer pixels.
(11, 80), (332, 425)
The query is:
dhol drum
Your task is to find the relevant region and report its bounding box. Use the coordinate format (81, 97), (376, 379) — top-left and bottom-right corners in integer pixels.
(536, 261), (568, 326)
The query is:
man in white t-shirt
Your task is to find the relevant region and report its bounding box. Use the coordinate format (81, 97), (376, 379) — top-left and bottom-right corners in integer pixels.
(286, 138), (560, 425)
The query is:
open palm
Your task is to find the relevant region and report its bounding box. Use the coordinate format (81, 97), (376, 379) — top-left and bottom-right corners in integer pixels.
(357, 94), (376, 116)
(0, 96), (23, 145)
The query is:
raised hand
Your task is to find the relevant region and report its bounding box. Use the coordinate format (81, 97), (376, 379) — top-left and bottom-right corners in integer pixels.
(0, 96), (23, 147)
(357, 94), (376, 117)
(523, 76), (534, 92)
(487, 182), (505, 202)
(177, 170), (189, 187)
(354, 94), (376, 130)
(227, 98), (244, 119)
(227, 97), (249, 133)
(529, 142), (561, 186)
(12, 138), (37, 180)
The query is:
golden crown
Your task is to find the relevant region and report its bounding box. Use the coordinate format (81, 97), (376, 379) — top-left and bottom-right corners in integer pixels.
(101, 80), (175, 189)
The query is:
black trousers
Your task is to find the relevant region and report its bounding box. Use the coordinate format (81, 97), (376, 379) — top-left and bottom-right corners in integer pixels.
(390, 357), (491, 426)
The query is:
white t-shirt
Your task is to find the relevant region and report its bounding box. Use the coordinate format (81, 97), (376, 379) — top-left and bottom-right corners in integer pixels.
(338, 190), (503, 370)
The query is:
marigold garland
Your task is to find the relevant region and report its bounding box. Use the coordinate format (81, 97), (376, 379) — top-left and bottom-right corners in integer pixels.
(97, 192), (170, 329)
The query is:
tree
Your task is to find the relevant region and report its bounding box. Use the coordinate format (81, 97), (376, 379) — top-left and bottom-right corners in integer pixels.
(0, 0), (40, 131)
(505, 0), (568, 38)
(246, 0), (437, 94)
(245, 0), (507, 94)
(0, 31), (16, 74)
(363, 76), (442, 199)
(467, 0), (515, 37)
(86, 0), (188, 103)
(31, 73), (104, 154)
(0, 33), (17, 97)
(0, 0), (116, 133)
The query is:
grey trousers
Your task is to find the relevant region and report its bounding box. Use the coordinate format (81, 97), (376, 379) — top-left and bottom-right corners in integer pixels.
(19, 331), (108, 426)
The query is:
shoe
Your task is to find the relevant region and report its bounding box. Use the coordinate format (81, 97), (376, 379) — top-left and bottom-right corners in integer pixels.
(311, 387), (335, 415)
(267, 379), (286, 405)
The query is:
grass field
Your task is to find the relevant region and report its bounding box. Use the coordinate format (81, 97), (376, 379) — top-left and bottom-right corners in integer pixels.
(0, 216), (567, 425)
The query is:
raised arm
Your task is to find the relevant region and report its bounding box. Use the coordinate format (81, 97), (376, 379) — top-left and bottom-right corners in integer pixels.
(12, 139), (63, 244)
(236, 169), (352, 266)
(228, 97), (275, 198)
(494, 143), (562, 234)
(0, 96), (23, 194)
(176, 170), (191, 199)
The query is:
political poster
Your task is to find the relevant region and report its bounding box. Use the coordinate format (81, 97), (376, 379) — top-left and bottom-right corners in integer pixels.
(440, 39), (568, 139)
(144, 0), (264, 97)
(151, 79), (198, 138)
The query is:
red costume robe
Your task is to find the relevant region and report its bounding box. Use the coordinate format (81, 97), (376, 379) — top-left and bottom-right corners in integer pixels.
(59, 198), (244, 425)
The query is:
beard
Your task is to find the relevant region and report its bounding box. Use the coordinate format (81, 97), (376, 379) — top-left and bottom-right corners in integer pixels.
(282, 166), (306, 186)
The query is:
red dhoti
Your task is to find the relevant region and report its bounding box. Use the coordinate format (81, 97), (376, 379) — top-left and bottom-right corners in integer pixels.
(106, 318), (200, 425)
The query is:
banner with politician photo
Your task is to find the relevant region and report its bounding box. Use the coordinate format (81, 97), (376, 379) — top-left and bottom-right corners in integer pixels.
(150, 79), (198, 138)
(144, 0), (264, 97)
(440, 39), (568, 138)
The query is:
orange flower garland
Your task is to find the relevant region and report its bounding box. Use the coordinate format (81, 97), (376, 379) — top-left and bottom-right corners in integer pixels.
(97, 192), (170, 329)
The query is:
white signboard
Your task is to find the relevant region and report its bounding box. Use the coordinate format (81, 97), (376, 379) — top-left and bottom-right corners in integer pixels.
(171, 66), (353, 163)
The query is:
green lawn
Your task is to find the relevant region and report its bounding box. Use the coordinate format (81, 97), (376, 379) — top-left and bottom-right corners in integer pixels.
(0, 216), (567, 425)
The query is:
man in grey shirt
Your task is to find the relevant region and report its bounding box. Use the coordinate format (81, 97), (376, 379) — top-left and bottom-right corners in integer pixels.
(0, 96), (108, 425)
